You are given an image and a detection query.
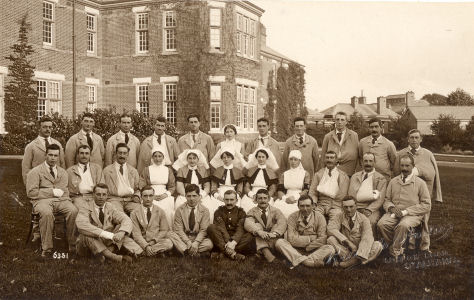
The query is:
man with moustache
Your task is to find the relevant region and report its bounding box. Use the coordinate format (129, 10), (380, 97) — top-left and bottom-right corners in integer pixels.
(245, 117), (282, 168)
(105, 113), (140, 168)
(178, 114), (215, 163)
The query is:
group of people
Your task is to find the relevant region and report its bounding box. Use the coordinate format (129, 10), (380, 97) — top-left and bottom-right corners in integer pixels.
(21, 110), (442, 269)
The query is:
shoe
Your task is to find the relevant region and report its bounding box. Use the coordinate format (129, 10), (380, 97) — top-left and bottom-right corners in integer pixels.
(41, 249), (53, 258)
(234, 253), (246, 261)
(200, 251), (211, 258)
(121, 255), (133, 263)
(31, 234), (41, 243)
(210, 252), (224, 259)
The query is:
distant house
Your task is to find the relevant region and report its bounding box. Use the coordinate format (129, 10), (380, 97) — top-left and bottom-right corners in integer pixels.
(404, 106), (474, 135)
(385, 91), (429, 114)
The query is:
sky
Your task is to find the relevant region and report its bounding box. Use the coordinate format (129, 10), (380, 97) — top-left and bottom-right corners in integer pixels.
(254, 0), (474, 111)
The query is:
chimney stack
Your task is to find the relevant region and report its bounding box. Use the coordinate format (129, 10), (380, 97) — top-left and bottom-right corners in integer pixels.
(377, 96), (387, 114)
(351, 96), (358, 108)
(358, 96), (366, 104)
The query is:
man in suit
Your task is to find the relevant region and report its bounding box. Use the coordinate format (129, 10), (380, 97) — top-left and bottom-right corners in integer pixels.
(320, 112), (359, 176)
(207, 190), (254, 260)
(75, 183), (141, 263)
(244, 189), (287, 263)
(105, 113), (140, 168)
(137, 116), (179, 174)
(348, 152), (387, 229)
(22, 116), (65, 184)
(177, 114), (215, 163)
(327, 196), (383, 268)
(245, 117), (281, 168)
(377, 155), (432, 258)
(358, 118), (397, 180)
(26, 144), (78, 257)
(281, 117), (319, 179)
(130, 185), (173, 256)
(102, 143), (141, 214)
(275, 195), (335, 268)
(67, 145), (104, 210)
(65, 112), (105, 168)
(168, 184), (213, 257)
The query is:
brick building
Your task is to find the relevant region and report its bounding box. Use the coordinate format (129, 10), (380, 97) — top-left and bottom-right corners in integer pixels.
(0, 0), (299, 136)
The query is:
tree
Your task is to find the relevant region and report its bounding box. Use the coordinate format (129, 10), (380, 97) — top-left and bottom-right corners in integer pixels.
(347, 112), (369, 138)
(430, 114), (464, 146)
(421, 93), (447, 105)
(3, 15), (38, 135)
(446, 88), (474, 106)
(387, 114), (412, 149)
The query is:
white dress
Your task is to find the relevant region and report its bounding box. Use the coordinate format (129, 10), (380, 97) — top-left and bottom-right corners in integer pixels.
(240, 167), (274, 213)
(148, 164), (175, 227)
(273, 168), (306, 218)
(175, 167), (211, 217)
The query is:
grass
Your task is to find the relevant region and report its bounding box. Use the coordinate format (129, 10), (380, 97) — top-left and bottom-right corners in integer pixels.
(0, 159), (472, 299)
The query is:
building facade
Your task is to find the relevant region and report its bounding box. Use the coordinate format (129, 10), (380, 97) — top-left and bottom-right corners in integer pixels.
(404, 106), (473, 135)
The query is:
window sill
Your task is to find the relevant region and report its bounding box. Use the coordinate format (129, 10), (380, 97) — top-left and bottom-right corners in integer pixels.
(133, 53), (150, 57)
(86, 52), (99, 58)
(161, 51), (178, 56)
(209, 49), (225, 55)
(42, 44), (58, 51)
(236, 53), (259, 63)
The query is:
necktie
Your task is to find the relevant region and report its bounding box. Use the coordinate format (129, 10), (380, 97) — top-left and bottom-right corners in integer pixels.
(49, 166), (55, 178)
(86, 132), (93, 150)
(363, 173), (368, 181)
(402, 176), (406, 183)
(303, 216), (309, 226)
(119, 164), (124, 175)
(157, 134), (162, 145)
(189, 207), (195, 231)
(410, 148), (417, 155)
(223, 169), (229, 182)
(349, 218), (354, 229)
(83, 164), (87, 173)
(125, 133), (129, 144)
(260, 137), (265, 146)
(147, 207), (151, 223)
(328, 168), (332, 177)
(44, 138), (50, 149)
(299, 136), (304, 145)
(337, 132), (342, 142)
(261, 208), (267, 226)
(372, 137), (377, 145)
(99, 207), (104, 224)
(192, 134), (196, 143)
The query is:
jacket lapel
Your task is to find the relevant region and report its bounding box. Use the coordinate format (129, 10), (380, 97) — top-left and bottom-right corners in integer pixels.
(107, 167), (118, 190)
(41, 163), (56, 183)
(34, 137), (46, 152)
(89, 202), (101, 227)
(331, 131), (339, 145)
(126, 163), (135, 187)
(138, 207), (148, 230)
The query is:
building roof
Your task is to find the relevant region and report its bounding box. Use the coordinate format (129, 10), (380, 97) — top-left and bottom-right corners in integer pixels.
(320, 103), (399, 119)
(409, 99), (430, 107)
(408, 106), (474, 120)
(260, 45), (302, 66)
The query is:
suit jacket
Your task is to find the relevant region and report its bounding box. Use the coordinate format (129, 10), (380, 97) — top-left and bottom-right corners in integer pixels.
(130, 204), (170, 249)
(244, 205), (287, 236)
(320, 129), (359, 176)
(26, 163), (69, 201)
(245, 136), (282, 169)
(308, 167), (350, 207)
(327, 211), (374, 250)
(281, 134), (319, 178)
(22, 137), (65, 184)
(173, 203), (210, 244)
(178, 131), (216, 163)
(213, 206), (247, 243)
(65, 131), (105, 168)
(348, 170), (387, 212)
(383, 175), (431, 216)
(67, 163), (104, 196)
(358, 135), (396, 179)
(137, 134), (180, 174)
(102, 163), (140, 198)
(287, 210), (327, 249)
(105, 131), (141, 168)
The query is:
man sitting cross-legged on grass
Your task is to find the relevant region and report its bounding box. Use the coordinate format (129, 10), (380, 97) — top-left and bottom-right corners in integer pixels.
(207, 190), (254, 260)
(168, 184), (213, 257)
(75, 183), (143, 263)
(327, 196), (383, 268)
(244, 189), (287, 263)
(275, 195), (335, 269)
(130, 185), (173, 257)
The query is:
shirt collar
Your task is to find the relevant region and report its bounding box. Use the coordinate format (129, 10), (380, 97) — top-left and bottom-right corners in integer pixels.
(79, 162), (89, 171)
(336, 129), (346, 134)
(114, 161), (126, 170)
(223, 164), (234, 170)
(81, 129), (93, 136)
(401, 172), (413, 183)
(143, 205), (152, 211)
(259, 134), (270, 139)
(188, 165), (198, 171)
(295, 133), (306, 141)
(94, 203), (105, 210)
(363, 169), (375, 177)
(257, 164), (267, 169)
(410, 146), (421, 152)
(39, 136), (51, 142)
(44, 161), (57, 170)
(153, 132), (164, 138)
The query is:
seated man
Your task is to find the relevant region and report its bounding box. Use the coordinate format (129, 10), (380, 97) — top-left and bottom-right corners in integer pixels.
(244, 189), (287, 263)
(130, 185), (173, 256)
(309, 151), (349, 221)
(168, 184), (213, 257)
(26, 144), (78, 257)
(377, 154), (431, 258)
(103, 143), (141, 214)
(75, 183), (142, 263)
(275, 195), (335, 269)
(207, 190), (254, 260)
(67, 145), (104, 210)
(327, 196), (383, 268)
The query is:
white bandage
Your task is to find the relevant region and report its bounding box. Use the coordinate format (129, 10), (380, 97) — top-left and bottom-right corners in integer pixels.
(99, 231), (114, 240)
(53, 188), (64, 198)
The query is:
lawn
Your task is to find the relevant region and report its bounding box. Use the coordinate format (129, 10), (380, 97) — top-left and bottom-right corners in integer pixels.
(0, 159), (472, 299)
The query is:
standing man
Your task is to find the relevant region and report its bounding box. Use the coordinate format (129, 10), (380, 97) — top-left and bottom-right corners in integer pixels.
(177, 114), (215, 163)
(377, 155), (432, 258)
(358, 118), (396, 180)
(26, 144), (78, 257)
(102, 143), (141, 214)
(281, 117), (319, 178)
(105, 113), (140, 168)
(22, 116), (65, 184)
(320, 112), (359, 176)
(67, 145), (104, 210)
(65, 112), (105, 168)
(245, 117), (281, 168)
(393, 129), (442, 202)
(137, 116), (179, 174)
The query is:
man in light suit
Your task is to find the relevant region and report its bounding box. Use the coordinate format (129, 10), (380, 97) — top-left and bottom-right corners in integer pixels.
(22, 116), (65, 184)
(105, 113), (140, 168)
(244, 189), (287, 263)
(320, 112), (359, 176)
(137, 116), (179, 174)
(177, 114), (215, 163)
(75, 183), (141, 263)
(65, 112), (105, 168)
(281, 117), (319, 179)
(168, 184), (213, 257)
(26, 144), (78, 257)
(245, 117), (281, 168)
(102, 143), (141, 214)
(130, 185), (173, 256)
(67, 145), (104, 210)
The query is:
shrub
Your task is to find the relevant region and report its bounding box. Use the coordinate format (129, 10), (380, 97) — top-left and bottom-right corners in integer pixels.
(441, 145), (452, 154)
(421, 135), (442, 152)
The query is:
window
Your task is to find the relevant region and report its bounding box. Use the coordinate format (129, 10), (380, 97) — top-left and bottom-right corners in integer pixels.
(136, 13), (149, 53)
(0, 73), (5, 133)
(236, 84), (256, 130)
(163, 11), (176, 51)
(136, 85), (149, 116)
(210, 83), (221, 130)
(87, 85), (97, 112)
(43, 1), (54, 45)
(37, 79), (62, 118)
(209, 8), (221, 50)
(86, 13), (96, 53)
(164, 83), (177, 124)
(236, 13), (257, 58)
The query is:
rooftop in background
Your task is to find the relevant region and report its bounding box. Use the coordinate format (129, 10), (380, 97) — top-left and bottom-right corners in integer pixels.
(260, 45), (302, 66)
(407, 106), (474, 120)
